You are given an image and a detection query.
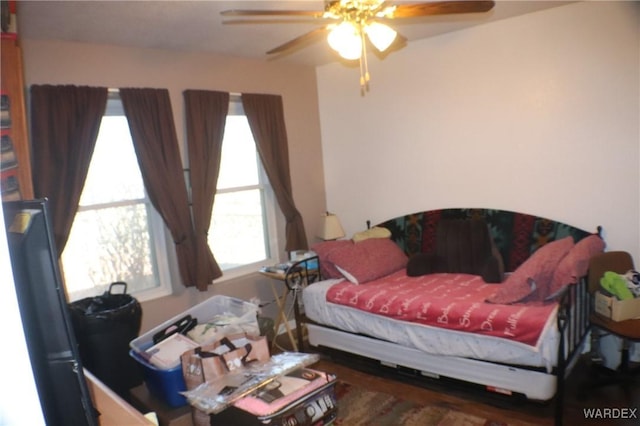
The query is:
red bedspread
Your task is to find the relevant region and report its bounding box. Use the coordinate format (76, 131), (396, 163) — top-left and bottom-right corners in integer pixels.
(326, 271), (557, 347)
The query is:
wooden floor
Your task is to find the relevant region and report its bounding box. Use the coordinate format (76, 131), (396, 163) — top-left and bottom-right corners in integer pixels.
(274, 335), (640, 425)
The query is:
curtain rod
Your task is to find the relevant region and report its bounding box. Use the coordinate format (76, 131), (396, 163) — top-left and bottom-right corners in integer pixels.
(108, 88), (241, 97)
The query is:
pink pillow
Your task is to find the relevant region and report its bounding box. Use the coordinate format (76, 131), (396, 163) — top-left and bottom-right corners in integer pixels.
(326, 238), (408, 284)
(546, 235), (605, 300)
(312, 240), (354, 279)
(487, 236), (574, 304)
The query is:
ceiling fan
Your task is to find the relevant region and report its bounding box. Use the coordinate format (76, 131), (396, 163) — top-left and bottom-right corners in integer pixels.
(222, 1), (495, 93)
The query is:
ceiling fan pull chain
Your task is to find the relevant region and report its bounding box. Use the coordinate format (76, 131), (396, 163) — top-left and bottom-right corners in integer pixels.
(359, 27), (370, 94)
(359, 59), (366, 95)
(362, 28), (370, 84)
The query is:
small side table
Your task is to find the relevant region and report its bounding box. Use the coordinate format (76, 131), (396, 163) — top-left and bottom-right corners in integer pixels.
(259, 256), (321, 352)
(259, 269), (300, 352)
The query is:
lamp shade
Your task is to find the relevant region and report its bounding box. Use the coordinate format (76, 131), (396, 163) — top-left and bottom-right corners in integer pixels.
(327, 21), (362, 60)
(365, 22), (397, 52)
(318, 213), (345, 240)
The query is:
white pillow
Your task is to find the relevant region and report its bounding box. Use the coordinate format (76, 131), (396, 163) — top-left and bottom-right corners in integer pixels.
(352, 226), (391, 243)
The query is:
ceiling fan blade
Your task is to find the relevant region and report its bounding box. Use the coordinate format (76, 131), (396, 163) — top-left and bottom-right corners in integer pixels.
(223, 18), (325, 25)
(390, 33), (408, 50)
(221, 9), (324, 17)
(267, 27), (329, 55)
(391, 1), (495, 18)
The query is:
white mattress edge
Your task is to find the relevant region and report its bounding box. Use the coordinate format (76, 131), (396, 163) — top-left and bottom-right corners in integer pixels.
(302, 279), (560, 370)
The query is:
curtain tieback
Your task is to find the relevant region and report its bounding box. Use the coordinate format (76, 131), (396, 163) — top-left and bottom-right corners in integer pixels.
(174, 235), (187, 245)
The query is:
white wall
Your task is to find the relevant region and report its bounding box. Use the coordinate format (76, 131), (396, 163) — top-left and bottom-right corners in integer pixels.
(317, 1), (640, 261)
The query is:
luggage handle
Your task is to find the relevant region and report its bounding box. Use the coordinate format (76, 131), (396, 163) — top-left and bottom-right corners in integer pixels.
(194, 337), (236, 359)
(219, 337), (237, 351)
(152, 315), (197, 344)
(195, 339), (253, 365)
(107, 281), (128, 295)
(195, 346), (223, 359)
(219, 337), (253, 366)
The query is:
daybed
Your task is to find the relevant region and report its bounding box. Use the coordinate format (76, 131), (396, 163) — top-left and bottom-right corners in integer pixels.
(301, 208), (604, 425)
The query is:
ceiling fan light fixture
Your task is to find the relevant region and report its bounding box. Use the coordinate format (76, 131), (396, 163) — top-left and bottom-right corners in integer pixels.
(328, 21), (362, 60)
(364, 22), (397, 52)
(222, 1), (496, 93)
(337, 41), (363, 60)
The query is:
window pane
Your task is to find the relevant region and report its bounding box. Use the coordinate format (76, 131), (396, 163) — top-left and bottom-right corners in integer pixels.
(209, 189), (268, 269)
(62, 203), (158, 293)
(217, 116), (259, 189)
(80, 116), (145, 205)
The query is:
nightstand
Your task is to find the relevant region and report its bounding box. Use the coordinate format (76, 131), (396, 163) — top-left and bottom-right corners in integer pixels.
(259, 256), (321, 352)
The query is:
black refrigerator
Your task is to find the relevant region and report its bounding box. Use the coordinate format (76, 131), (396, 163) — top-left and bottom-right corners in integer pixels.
(3, 199), (98, 426)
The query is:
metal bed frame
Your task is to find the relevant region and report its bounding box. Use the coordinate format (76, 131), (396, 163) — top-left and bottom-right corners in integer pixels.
(303, 276), (590, 425)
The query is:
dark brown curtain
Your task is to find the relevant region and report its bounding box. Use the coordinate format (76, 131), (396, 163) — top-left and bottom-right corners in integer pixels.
(120, 88), (197, 288)
(241, 93), (308, 251)
(183, 90), (229, 290)
(30, 85), (108, 253)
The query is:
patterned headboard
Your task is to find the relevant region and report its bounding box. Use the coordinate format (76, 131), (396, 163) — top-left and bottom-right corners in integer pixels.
(377, 208), (598, 272)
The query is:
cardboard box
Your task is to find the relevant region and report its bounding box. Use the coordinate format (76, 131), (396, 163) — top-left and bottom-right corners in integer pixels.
(146, 333), (199, 370)
(595, 291), (640, 321)
(181, 334), (270, 391)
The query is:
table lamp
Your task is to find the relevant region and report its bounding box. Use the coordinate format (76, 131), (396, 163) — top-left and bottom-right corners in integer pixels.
(318, 212), (345, 241)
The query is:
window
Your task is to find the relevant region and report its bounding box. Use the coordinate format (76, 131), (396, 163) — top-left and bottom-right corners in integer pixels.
(62, 95), (278, 299)
(207, 98), (279, 277)
(62, 95), (171, 302)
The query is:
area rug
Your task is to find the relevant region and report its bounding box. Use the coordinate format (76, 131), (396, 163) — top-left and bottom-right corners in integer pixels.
(333, 381), (508, 426)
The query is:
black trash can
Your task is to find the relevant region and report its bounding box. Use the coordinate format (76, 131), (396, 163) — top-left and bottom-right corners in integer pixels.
(68, 282), (143, 400)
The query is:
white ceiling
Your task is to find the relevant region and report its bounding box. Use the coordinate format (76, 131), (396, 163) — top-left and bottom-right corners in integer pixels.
(16, 1), (573, 67)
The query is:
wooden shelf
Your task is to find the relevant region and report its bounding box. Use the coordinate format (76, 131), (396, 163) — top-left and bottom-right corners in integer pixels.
(1, 37), (33, 201)
(85, 370), (153, 426)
